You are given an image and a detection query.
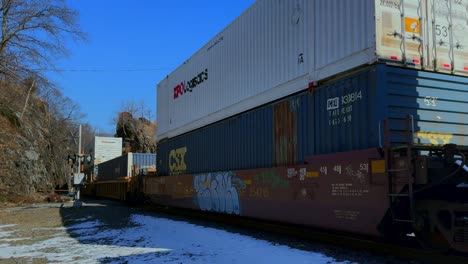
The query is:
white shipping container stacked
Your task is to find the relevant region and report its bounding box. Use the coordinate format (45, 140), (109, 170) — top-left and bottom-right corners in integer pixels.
(158, 0), (312, 139)
(84, 136), (122, 171)
(374, 0), (468, 74)
(157, 0), (468, 140)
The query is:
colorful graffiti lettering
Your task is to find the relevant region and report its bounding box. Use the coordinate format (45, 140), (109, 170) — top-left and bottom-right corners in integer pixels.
(193, 171), (245, 215)
(249, 187), (270, 199)
(416, 131), (453, 145)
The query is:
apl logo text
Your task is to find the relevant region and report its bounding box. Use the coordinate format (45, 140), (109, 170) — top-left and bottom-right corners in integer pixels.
(173, 69), (208, 99)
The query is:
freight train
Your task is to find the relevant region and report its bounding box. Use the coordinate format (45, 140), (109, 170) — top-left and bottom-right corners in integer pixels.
(148, 64), (468, 253)
(83, 153), (156, 201)
(89, 0), (468, 253)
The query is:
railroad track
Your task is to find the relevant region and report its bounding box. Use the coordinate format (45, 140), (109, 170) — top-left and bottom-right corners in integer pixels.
(142, 204), (468, 264)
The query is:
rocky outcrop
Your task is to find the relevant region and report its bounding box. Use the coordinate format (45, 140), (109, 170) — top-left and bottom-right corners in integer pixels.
(115, 112), (156, 154)
(0, 82), (71, 203)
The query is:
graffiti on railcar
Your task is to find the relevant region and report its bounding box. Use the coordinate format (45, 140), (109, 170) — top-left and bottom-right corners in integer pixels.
(248, 187), (271, 199)
(253, 170), (289, 189)
(415, 131), (453, 145)
(193, 171), (246, 215)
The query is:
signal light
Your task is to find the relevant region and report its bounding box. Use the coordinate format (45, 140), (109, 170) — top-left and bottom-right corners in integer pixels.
(390, 55), (398, 60)
(443, 64), (451, 69)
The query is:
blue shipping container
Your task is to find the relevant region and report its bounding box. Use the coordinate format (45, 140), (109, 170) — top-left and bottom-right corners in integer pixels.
(158, 104), (274, 176)
(157, 64), (468, 176)
(314, 65), (468, 154)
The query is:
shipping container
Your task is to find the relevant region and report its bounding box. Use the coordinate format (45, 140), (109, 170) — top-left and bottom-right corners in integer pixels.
(157, 65), (468, 176)
(97, 153), (157, 181)
(313, 64), (468, 154)
(83, 136), (122, 173)
(157, 0), (468, 140)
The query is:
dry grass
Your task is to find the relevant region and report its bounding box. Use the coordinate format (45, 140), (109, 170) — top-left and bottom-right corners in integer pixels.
(0, 200), (140, 263)
(0, 193), (50, 208)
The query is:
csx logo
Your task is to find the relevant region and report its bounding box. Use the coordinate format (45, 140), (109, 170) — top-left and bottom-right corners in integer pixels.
(169, 147), (187, 174)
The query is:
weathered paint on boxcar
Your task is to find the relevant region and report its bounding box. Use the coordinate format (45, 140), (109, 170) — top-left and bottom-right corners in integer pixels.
(274, 100), (298, 166)
(147, 148), (389, 236)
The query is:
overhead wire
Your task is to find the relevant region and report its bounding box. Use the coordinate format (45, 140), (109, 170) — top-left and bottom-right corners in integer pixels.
(32, 67), (175, 72)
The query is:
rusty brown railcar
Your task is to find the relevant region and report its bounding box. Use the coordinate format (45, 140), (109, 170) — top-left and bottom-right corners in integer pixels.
(147, 149), (388, 236)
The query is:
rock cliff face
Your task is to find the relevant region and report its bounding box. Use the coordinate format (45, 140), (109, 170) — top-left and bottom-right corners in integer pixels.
(0, 82), (71, 203)
(115, 112), (157, 154)
(0, 85), (157, 203)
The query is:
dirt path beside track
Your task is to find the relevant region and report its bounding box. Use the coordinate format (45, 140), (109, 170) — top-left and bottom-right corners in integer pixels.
(0, 200), (142, 264)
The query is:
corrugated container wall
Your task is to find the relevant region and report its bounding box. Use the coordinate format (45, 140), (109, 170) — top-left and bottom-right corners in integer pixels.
(157, 86), (316, 176)
(97, 153), (156, 181)
(314, 65), (468, 153)
(157, 65), (468, 176)
(374, 0), (468, 74)
(316, 0), (468, 77)
(98, 154), (129, 181)
(132, 153), (157, 174)
(157, 105), (274, 176)
(313, 0), (376, 81)
(157, 0), (468, 141)
(157, 0), (312, 140)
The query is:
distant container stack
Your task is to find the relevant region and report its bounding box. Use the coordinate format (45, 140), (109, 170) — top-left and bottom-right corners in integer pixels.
(83, 136), (123, 180)
(97, 153), (157, 181)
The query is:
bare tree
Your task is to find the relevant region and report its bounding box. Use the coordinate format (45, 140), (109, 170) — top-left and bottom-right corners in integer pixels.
(120, 100), (138, 117)
(113, 99), (155, 122)
(138, 99), (145, 118)
(0, 0), (86, 78)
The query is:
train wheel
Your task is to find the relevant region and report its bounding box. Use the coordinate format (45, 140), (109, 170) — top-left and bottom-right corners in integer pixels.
(414, 210), (451, 252)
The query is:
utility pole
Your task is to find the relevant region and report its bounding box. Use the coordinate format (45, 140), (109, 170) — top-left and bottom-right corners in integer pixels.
(73, 124), (84, 208)
(78, 124), (82, 172)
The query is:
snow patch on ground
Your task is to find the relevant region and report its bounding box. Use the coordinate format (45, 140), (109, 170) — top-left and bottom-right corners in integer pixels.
(119, 214), (346, 264)
(0, 214), (351, 264)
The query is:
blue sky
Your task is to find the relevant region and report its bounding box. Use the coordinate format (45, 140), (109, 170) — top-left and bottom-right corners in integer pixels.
(49, 0), (255, 134)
